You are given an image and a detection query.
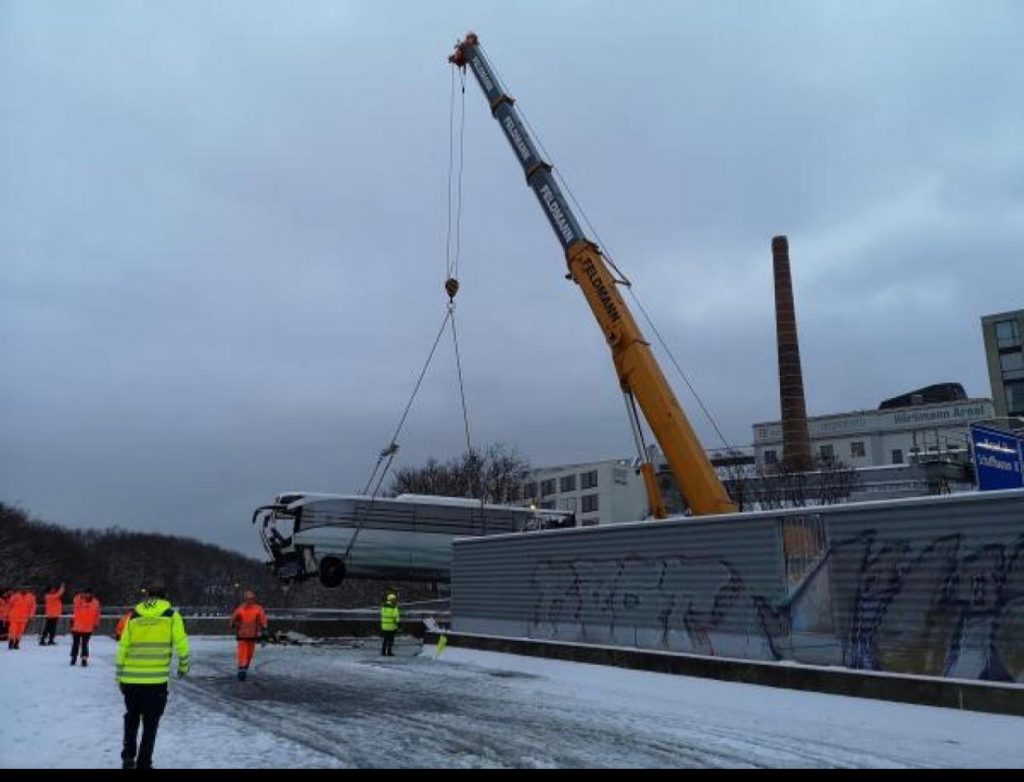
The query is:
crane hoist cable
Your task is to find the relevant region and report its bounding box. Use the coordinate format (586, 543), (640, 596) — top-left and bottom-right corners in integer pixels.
(343, 64), (478, 566)
(445, 66), (467, 282)
(444, 62), (475, 469)
(363, 62), (471, 497)
(446, 62), (485, 516)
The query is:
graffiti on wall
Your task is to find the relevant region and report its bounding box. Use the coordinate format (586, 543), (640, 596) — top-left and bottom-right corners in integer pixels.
(827, 530), (1024, 681)
(526, 525), (1024, 682)
(529, 553), (766, 659)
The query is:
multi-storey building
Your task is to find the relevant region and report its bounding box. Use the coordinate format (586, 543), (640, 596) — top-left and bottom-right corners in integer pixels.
(981, 309), (1024, 429)
(521, 459), (648, 526)
(752, 397), (994, 469)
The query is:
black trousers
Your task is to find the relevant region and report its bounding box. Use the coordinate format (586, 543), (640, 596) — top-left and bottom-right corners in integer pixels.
(381, 630), (396, 656)
(70, 632), (91, 661)
(121, 683), (168, 768)
(40, 618), (58, 644)
(0, 619), (7, 641)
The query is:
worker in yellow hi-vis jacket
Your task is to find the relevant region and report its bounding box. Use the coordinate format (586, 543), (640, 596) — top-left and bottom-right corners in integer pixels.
(116, 581), (190, 770)
(380, 592), (400, 656)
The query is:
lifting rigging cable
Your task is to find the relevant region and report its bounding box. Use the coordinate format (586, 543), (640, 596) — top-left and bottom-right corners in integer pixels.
(341, 65), (476, 567)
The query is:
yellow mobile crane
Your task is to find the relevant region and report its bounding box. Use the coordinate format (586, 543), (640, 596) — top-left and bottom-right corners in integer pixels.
(449, 33), (736, 518)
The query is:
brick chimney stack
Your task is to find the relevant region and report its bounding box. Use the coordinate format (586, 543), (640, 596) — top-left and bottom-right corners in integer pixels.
(771, 235), (812, 470)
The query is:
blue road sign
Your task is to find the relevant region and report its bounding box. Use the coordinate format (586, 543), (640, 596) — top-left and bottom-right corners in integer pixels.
(971, 424), (1024, 491)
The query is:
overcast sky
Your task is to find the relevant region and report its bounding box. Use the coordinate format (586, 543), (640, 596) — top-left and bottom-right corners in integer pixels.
(2, 1), (1022, 556)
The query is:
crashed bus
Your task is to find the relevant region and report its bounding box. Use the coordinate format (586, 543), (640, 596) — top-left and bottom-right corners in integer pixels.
(253, 492), (575, 587)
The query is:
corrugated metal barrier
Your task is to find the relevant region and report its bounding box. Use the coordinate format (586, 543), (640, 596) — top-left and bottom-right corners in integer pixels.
(451, 489), (1024, 682)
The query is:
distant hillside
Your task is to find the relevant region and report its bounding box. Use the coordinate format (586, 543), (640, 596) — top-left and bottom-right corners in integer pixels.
(0, 503), (434, 609)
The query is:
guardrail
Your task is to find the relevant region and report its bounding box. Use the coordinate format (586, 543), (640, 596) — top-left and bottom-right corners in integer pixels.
(12, 609), (447, 639)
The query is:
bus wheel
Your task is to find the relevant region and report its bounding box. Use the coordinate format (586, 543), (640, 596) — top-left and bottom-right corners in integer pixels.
(318, 557), (346, 588)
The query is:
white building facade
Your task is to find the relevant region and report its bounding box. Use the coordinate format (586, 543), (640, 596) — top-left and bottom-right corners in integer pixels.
(521, 459), (648, 526)
(752, 398), (995, 469)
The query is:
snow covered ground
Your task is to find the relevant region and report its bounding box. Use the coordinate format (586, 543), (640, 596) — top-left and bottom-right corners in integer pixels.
(3, 635), (1023, 768)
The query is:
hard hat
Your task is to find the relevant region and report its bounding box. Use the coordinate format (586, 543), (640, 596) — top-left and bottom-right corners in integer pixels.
(244, 590), (256, 600)
(386, 593), (397, 602)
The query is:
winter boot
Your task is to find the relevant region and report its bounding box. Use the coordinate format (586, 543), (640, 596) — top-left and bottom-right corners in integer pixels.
(237, 667), (247, 681)
(122, 759), (136, 770)
(70, 657), (77, 665)
(81, 658), (88, 667)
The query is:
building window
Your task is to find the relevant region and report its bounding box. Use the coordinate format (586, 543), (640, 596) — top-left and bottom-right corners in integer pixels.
(927, 445), (939, 453)
(1006, 380), (1024, 415)
(891, 449), (904, 464)
(581, 493), (599, 513)
(819, 444), (834, 461)
(581, 517), (599, 527)
(559, 474), (576, 493)
(581, 470), (599, 490)
(764, 450), (778, 464)
(1000, 350), (1024, 374)
(851, 441), (866, 458)
(539, 500), (555, 509)
(523, 482), (537, 500)
(540, 479), (556, 496)
(995, 319), (1021, 349)
(557, 496), (577, 514)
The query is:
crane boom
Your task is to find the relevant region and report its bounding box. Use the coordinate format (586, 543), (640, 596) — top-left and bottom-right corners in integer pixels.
(450, 33), (736, 517)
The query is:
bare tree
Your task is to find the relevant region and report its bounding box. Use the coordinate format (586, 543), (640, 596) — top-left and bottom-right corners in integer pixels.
(752, 456), (862, 510)
(719, 462), (759, 513)
(814, 456), (863, 505)
(389, 442), (530, 504)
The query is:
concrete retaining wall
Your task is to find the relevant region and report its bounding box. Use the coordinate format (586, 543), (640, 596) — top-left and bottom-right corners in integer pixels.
(426, 630), (1024, 717)
(452, 490), (1024, 683)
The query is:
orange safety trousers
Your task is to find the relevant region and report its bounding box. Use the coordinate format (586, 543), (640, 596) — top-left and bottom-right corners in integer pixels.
(9, 620), (28, 641)
(237, 639), (257, 668)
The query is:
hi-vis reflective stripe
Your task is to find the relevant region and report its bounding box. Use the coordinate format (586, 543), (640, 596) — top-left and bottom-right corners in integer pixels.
(126, 652), (172, 660)
(131, 642), (172, 649)
(116, 669), (168, 679)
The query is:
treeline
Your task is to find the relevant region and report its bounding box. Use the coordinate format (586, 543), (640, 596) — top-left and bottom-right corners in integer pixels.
(389, 442), (530, 503)
(0, 503), (433, 609)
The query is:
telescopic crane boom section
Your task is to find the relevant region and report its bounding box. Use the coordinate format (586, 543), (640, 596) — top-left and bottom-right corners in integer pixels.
(449, 33), (736, 517)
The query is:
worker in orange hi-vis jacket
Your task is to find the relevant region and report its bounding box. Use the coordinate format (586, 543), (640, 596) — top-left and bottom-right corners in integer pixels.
(229, 590), (267, 682)
(8, 587), (38, 650)
(115, 609), (134, 641)
(70, 588), (101, 667)
(40, 582), (65, 646)
(0, 587), (11, 643)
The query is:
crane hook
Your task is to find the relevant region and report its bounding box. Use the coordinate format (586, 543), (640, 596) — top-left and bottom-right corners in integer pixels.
(445, 277), (460, 300)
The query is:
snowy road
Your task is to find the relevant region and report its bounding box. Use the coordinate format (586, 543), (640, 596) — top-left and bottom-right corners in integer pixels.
(3, 635), (1023, 768)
